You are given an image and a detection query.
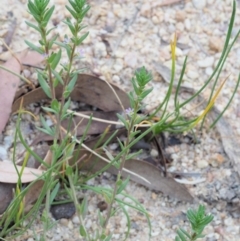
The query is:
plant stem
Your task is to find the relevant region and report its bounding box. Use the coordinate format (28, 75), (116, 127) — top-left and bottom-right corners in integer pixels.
(103, 102), (139, 229)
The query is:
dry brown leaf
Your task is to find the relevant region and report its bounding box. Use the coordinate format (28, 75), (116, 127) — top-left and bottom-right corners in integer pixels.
(0, 54), (22, 133)
(0, 50), (44, 134)
(20, 50), (44, 66)
(12, 74), (130, 113)
(74, 150), (193, 202)
(0, 161), (45, 183)
(0, 183), (15, 214)
(23, 150), (52, 212)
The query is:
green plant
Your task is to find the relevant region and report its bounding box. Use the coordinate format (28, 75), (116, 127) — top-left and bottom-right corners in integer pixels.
(0, 0), (239, 240)
(175, 205), (214, 241)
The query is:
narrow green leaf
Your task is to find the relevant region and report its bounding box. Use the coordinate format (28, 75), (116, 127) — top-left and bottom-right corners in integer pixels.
(40, 115), (52, 132)
(37, 72), (52, 98)
(97, 210), (105, 227)
(126, 150), (142, 160)
(80, 197), (88, 219)
(63, 88), (71, 99)
(52, 69), (64, 85)
(179, 228), (191, 239)
(25, 21), (41, 33)
(140, 87), (153, 100)
(76, 32), (89, 45)
(117, 176), (130, 194)
(61, 98), (71, 119)
(51, 49), (62, 70)
(119, 203), (131, 241)
(36, 127), (54, 136)
(51, 99), (60, 112)
(47, 53), (56, 63)
(54, 40), (67, 48)
(42, 5), (55, 27)
(65, 5), (78, 19)
(41, 106), (57, 114)
(116, 113), (128, 128)
(28, 1), (40, 15)
(117, 137), (125, 151)
(25, 40), (44, 54)
(62, 19), (75, 35)
(65, 166), (73, 176)
(68, 0), (78, 12)
(176, 230), (187, 241)
(48, 34), (58, 48)
(79, 225), (87, 237)
(67, 73), (77, 92)
(50, 182), (60, 204)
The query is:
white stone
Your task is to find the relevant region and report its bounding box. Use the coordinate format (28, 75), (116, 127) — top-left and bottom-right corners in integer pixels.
(186, 70), (199, 80)
(205, 67), (213, 76)
(150, 149), (158, 157)
(176, 22), (184, 32)
(72, 215), (80, 225)
(109, 143), (118, 150)
(20, 22), (27, 31)
(113, 58), (123, 72)
(124, 52), (138, 68)
(93, 42), (107, 58)
(207, 0), (215, 4)
(197, 56), (214, 68)
(85, 219), (92, 229)
(184, 19), (191, 31)
(152, 15), (159, 24)
(0, 145), (7, 160)
(112, 75), (120, 84)
(197, 160), (209, 169)
(192, 0), (206, 9)
(23, 69), (31, 78)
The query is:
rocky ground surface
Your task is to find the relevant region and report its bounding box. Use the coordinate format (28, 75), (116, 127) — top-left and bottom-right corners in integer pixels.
(1, 0), (240, 240)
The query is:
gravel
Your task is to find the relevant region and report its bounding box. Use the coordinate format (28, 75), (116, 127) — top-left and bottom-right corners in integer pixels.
(1, 0), (240, 240)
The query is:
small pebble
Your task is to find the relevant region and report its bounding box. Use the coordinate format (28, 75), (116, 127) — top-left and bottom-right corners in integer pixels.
(186, 70), (199, 80)
(197, 56), (214, 68)
(72, 215), (80, 225)
(209, 36), (223, 52)
(93, 42), (107, 58)
(192, 0), (207, 9)
(184, 19), (191, 31)
(197, 160), (209, 168)
(51, 202), (76, 220)
(150, 149), (158, 157)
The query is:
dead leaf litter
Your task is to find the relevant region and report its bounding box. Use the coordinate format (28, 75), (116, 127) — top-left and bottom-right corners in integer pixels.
(1, 0), (240, 240)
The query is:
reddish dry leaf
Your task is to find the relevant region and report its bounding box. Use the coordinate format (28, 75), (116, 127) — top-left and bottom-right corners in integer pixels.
(20, 50), (44, 66)
(0, 55), (22, 133)
(23, 150), (52, 212)
(0, 183), (15, 214)
(0, 50), (44, 134)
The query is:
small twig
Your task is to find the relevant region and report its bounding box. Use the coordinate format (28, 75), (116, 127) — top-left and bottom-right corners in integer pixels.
(101, 78), (126, 113)
(0, 58), (45, 70)
(157, 0), (183, 7)
(152, 137), (167, 177)
(3, 17), (17, 51)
